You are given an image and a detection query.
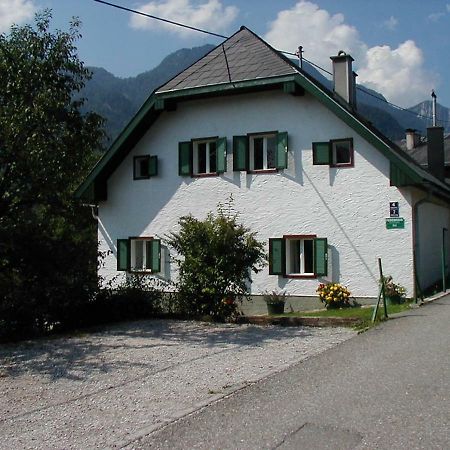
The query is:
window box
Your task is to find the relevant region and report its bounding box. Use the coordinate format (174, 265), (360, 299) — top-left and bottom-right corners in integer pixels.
(312, 138), (354, 167)
(233, 131), (288, 172)
(117, 237), (161, 273)
(179, 137), (227, 176)
(269, 235), (328, 277)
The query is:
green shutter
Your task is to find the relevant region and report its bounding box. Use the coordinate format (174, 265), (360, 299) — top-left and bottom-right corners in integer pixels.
(233, 135), (248, 171)
(117, 239), (130, 271)
(314, 238), (328, 276)
(216, 137), (227, 174)
(269, 238), (286, 275)
(146, 239), (161, 272)
(179, 141), (192, 176)
(148, 155), (158, 176)
(312, 142), (331, 165)
(276, 132), (288, 169)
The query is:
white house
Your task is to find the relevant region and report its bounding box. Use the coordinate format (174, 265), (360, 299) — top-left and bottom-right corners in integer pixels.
(76, 27), (450, 308)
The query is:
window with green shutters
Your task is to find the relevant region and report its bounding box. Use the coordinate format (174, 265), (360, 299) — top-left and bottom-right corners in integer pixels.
(117, 237), (161, 273)
(133, 155), (158, 179)
(179, 138), (227, 176)
(313, 138), (354, 167)
(269, 235), (328, 277)
(233, 132), (288, 172)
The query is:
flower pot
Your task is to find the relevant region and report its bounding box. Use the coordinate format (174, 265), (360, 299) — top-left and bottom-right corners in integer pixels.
(267, 302), (285, 315)
(385, 295), (403, 305)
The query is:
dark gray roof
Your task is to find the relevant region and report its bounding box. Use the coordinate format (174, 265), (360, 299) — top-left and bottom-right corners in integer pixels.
(157, 27), (298, 92)
(399, 134), (450, 166)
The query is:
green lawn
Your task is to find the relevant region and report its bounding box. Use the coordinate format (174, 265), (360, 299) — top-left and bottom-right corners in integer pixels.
(273, 301), (413, 328)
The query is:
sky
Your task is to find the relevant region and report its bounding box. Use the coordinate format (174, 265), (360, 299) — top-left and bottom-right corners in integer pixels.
(1, 0), (450, 108)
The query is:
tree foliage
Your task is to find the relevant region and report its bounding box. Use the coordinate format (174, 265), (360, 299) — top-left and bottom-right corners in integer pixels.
(166, 199), (266, 321)
(0, 11), (104, 338)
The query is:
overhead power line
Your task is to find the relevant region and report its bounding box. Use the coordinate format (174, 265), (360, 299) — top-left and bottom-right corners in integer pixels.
(92, 0), (227, 39)
(92, 0), (448, 125)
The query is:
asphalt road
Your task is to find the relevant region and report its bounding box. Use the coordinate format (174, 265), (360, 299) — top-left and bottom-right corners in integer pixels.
(129, 296), (450, 450)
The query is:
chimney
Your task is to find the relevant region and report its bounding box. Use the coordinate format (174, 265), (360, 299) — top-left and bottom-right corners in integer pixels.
(405, 128), (420, 151)
(427, 126), (445, 181)
(330, 51), (357, 109)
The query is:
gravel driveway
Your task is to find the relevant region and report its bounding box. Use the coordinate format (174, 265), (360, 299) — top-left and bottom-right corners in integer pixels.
(0, 320), (355, 449)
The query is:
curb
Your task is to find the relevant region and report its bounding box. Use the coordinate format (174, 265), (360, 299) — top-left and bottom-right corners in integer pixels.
(236, 315), (362, 327)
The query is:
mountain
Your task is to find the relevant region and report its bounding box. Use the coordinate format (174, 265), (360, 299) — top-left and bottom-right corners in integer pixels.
(408, 100), (450, 130)
(81, 44), (215, 142)
(81, 44), (448, 144)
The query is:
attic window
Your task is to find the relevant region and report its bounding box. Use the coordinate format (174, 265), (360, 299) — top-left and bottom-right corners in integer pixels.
(193, 139), (217, 175)
(331, 139), (353, 167)
(312, 138), (354, 167)
(134, 155), (158, 179)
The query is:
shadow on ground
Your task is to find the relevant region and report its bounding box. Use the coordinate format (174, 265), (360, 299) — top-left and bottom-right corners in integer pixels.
(0, 319), (313, 381)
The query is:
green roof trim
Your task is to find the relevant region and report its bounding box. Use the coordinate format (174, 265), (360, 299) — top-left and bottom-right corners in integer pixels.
(75, 27), (450, 203)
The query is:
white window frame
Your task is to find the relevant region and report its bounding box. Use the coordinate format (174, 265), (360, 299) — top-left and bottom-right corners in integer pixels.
(193, 139), (217, 175)
(249, 133), (277, 171)
(130, 238), (151, 272)
(285, 237), (315, 276)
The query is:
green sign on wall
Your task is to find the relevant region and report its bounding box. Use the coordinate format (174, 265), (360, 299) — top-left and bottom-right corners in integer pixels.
(386, 218), (405, 229)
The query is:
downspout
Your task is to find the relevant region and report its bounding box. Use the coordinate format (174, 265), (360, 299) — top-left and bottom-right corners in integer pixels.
(412, 188), (433, 302)
(82, 203), (99, 221)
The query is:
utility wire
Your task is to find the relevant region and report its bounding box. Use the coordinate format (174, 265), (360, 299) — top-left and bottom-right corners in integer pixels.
(92, 0), (228, 39)
(92, 0), (449, 125)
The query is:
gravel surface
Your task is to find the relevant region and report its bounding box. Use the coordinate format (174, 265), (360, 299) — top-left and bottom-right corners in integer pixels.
(0, 319), (355, 449)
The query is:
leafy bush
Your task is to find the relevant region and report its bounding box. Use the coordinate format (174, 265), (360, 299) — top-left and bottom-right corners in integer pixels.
(166, 199), (266, 322)
(317, 283), (351, 309)
(382, 276), (406, 298)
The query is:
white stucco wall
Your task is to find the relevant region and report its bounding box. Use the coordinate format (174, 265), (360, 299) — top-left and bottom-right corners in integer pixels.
(416, 197), (450, 291)
(98, 90), (415, 298)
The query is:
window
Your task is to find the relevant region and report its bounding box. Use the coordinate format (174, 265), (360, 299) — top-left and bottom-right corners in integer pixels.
(331, 139), (353, 166)
(269, 235), (328, 278)
(179, 138), (227, 176)
(193, 140), (217, 175)
(312, 138), (354, 167)
(250, 134), (276, 171)
(233, 132), (288, 171)
(286, 237), (314, 275)
(133, 155), (158, 179)
(117, 238), (161, 272)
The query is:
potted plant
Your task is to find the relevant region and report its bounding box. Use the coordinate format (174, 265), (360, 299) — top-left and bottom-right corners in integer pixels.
(316, 283), (351, 309)
(382, 276), (406, 305)
(263, 290), (287, 315)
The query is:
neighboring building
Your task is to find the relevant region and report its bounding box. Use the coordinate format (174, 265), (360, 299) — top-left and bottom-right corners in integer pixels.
(76, 27), (450, 306)
(399, 130), (450, 181)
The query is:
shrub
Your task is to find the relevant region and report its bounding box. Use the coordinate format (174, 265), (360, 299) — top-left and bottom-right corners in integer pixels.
(166, 198), (266, 322)
(382, 276), (406, 298)
(317, 283), (351, 309)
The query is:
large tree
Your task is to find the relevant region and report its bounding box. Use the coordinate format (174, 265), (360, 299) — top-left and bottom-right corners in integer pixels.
(0, 11), (104, 337)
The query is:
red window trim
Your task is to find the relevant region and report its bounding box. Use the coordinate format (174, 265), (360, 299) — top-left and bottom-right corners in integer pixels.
(191, 172), (219, 178)
(248, 168), (278, 174)
(284, 274), (317, 279)
(329, 138), (354, 168)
